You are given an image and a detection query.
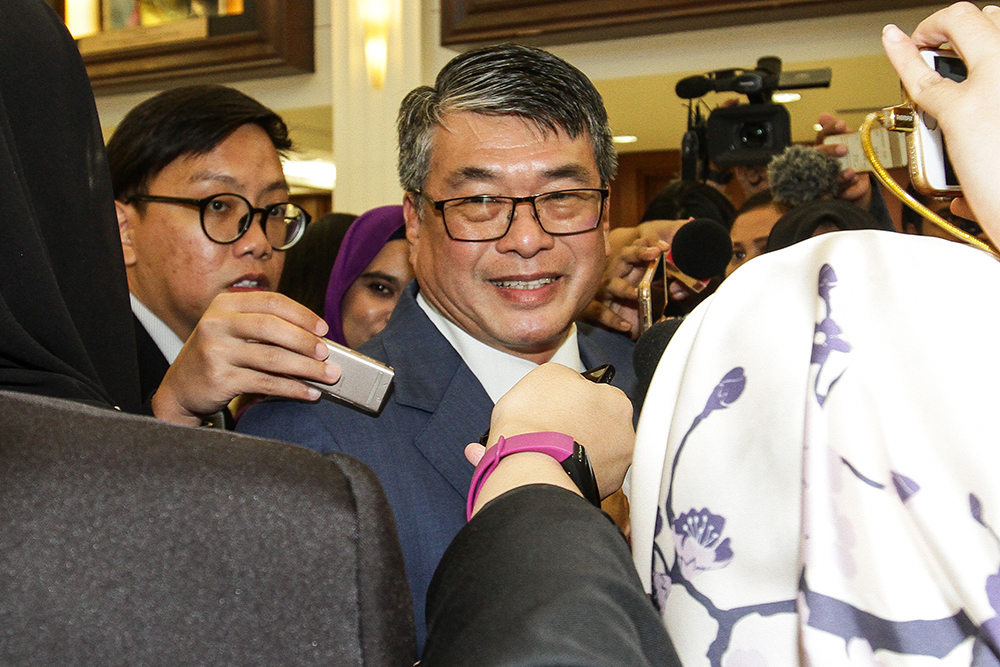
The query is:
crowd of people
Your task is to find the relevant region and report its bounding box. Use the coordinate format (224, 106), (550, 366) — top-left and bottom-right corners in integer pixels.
(3, 0), (1000, 664)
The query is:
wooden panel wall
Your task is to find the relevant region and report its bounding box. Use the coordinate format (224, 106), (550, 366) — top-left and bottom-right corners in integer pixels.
(441, 0), (942, 46)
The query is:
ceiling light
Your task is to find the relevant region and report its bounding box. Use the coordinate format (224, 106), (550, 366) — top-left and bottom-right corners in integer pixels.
(613, 135), (638, 144)
(772, 92), (802, 104)
(283, 158), (337, 191)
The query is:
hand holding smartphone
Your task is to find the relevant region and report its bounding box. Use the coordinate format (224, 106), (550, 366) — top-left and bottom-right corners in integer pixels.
(907, 49), (966, 196)
(638, 255), (667, 336)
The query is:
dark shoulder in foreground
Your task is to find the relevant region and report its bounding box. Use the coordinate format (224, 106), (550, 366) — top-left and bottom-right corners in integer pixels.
(422, 484), (679, 667)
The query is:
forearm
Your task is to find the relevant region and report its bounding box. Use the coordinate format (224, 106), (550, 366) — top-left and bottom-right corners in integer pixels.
(423, 485), (680, 667)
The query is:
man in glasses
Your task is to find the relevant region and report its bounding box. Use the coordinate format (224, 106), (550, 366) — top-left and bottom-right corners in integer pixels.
(239, 44), (636, 649)
(109, 85), (339, 427)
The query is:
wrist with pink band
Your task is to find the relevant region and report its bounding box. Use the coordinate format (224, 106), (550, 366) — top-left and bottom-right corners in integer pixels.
(466, 431), (602, 521)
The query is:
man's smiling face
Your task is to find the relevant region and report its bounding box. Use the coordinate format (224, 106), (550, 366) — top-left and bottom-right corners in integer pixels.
(405, 111), (610, 363)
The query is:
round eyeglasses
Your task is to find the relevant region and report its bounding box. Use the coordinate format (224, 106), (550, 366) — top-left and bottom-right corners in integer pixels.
(417, 188), (609, 242)
(126, 193), (310, 250)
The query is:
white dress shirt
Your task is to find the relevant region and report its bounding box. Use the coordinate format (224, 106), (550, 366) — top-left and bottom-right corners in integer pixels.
(130, 293), (184, 364)
(416, 292), (584, 404)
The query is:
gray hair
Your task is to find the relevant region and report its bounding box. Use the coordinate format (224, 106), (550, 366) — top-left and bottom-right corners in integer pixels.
(397, 43), (617, 193)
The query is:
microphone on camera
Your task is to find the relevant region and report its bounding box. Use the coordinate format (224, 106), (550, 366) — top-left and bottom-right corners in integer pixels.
(676, 75), (715, 100)
(767, 144), (840, 207)
(664, 217), (733, 292)
(633, 317), (686, 409)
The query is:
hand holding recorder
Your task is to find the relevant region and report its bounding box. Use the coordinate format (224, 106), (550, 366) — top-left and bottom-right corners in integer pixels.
(638, 218), (732, 334)
(152, 291), (340, 426)
(153, 291), (394, 426)
(586, 218), (731, 338)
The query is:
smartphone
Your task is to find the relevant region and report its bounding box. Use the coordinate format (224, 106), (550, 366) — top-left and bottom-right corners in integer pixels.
(303, 338), (394, 413)
(907, 49), (966, 196)
(638, 255), (667, 336)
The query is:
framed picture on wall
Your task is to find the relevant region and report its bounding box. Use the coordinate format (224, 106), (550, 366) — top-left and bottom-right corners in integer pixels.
(441, 0), (946, 46)
(70, 0), (311, 92)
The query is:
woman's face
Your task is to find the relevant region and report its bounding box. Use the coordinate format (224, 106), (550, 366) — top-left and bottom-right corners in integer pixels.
(340, 239), (415, 349)
(726, 204), (784, 277)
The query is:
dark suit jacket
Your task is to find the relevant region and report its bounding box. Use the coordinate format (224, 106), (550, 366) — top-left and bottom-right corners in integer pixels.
(423, 485), (680, 667)
(0, 389), (415, 665)
(133, 314), (170, 412)
(238, 282), (636, 650)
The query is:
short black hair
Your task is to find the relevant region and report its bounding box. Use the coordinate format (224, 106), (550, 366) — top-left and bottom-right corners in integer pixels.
(736, 190), (776, 216)
(641, 180), (736, 230)
(107, 84), (291, 201)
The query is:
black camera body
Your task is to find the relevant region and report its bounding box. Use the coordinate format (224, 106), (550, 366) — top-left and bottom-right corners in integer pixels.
(677, 57), (830, 177)
(706, 103), (792, 167)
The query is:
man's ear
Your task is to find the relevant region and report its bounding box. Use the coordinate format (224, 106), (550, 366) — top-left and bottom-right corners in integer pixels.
(116, 200), (138, 267)
(402, 192), (422, 266)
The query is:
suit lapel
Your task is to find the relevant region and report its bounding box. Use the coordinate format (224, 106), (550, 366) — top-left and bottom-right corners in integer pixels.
(411, 363), (493, 498)
(379, 284), (493, 497)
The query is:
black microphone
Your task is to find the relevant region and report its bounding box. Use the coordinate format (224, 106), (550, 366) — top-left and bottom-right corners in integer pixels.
(665, 218), (733, 290)
(675, 75), (714, 100)
(632, 318), (685, 410)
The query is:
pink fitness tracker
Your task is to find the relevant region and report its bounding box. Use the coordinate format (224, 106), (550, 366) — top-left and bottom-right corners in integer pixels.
(466, 431), (601, 520)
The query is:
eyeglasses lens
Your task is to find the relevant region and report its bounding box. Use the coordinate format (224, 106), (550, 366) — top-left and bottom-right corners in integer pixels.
(535, 190), (603, 233)
(443, 190), (603, 241)
(202, 194), (249, 244)
(201, 195), (306, 249)
(264, 203), (308, 249)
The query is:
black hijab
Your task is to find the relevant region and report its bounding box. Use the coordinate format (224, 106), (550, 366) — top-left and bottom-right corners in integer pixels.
(765, 199), (892, 254)
(0, 0), (141, 412)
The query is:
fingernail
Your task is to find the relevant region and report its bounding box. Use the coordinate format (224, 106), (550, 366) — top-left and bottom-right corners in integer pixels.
(883, 24), (904, 41)
(324, 364), (341, 383)
(315, 341), (329, 359)
(306, 387), (321, 400)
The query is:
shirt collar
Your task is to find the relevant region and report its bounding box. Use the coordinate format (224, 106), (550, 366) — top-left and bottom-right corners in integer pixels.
(415, 291), (583, 404)
(130, 293), (185, 364)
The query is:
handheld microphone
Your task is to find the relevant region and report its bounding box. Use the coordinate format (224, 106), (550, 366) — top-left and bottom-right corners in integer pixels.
(665, 218), (734, 291)
(638, 218), (732, 334)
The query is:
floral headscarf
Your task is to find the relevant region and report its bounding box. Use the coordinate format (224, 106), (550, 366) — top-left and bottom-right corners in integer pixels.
(630, 229), (1000, 665)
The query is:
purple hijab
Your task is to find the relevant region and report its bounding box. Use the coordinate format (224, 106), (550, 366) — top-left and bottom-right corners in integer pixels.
(323, 205), (406, 346)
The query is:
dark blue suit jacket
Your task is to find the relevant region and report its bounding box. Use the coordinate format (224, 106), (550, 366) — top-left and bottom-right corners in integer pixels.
(238, 282), (636, 649)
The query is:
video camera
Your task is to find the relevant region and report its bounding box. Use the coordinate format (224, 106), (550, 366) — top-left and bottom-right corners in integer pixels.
(676, 57), (831, 179)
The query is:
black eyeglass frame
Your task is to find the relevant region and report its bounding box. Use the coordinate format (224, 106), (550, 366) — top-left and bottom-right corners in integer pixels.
(125, 192), (310, 250)
(416, 188), (610, 242)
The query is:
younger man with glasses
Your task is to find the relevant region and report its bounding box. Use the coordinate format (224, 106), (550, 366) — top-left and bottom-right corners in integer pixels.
(239, 44), (636, 649)
(109, 85), (340, 426)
